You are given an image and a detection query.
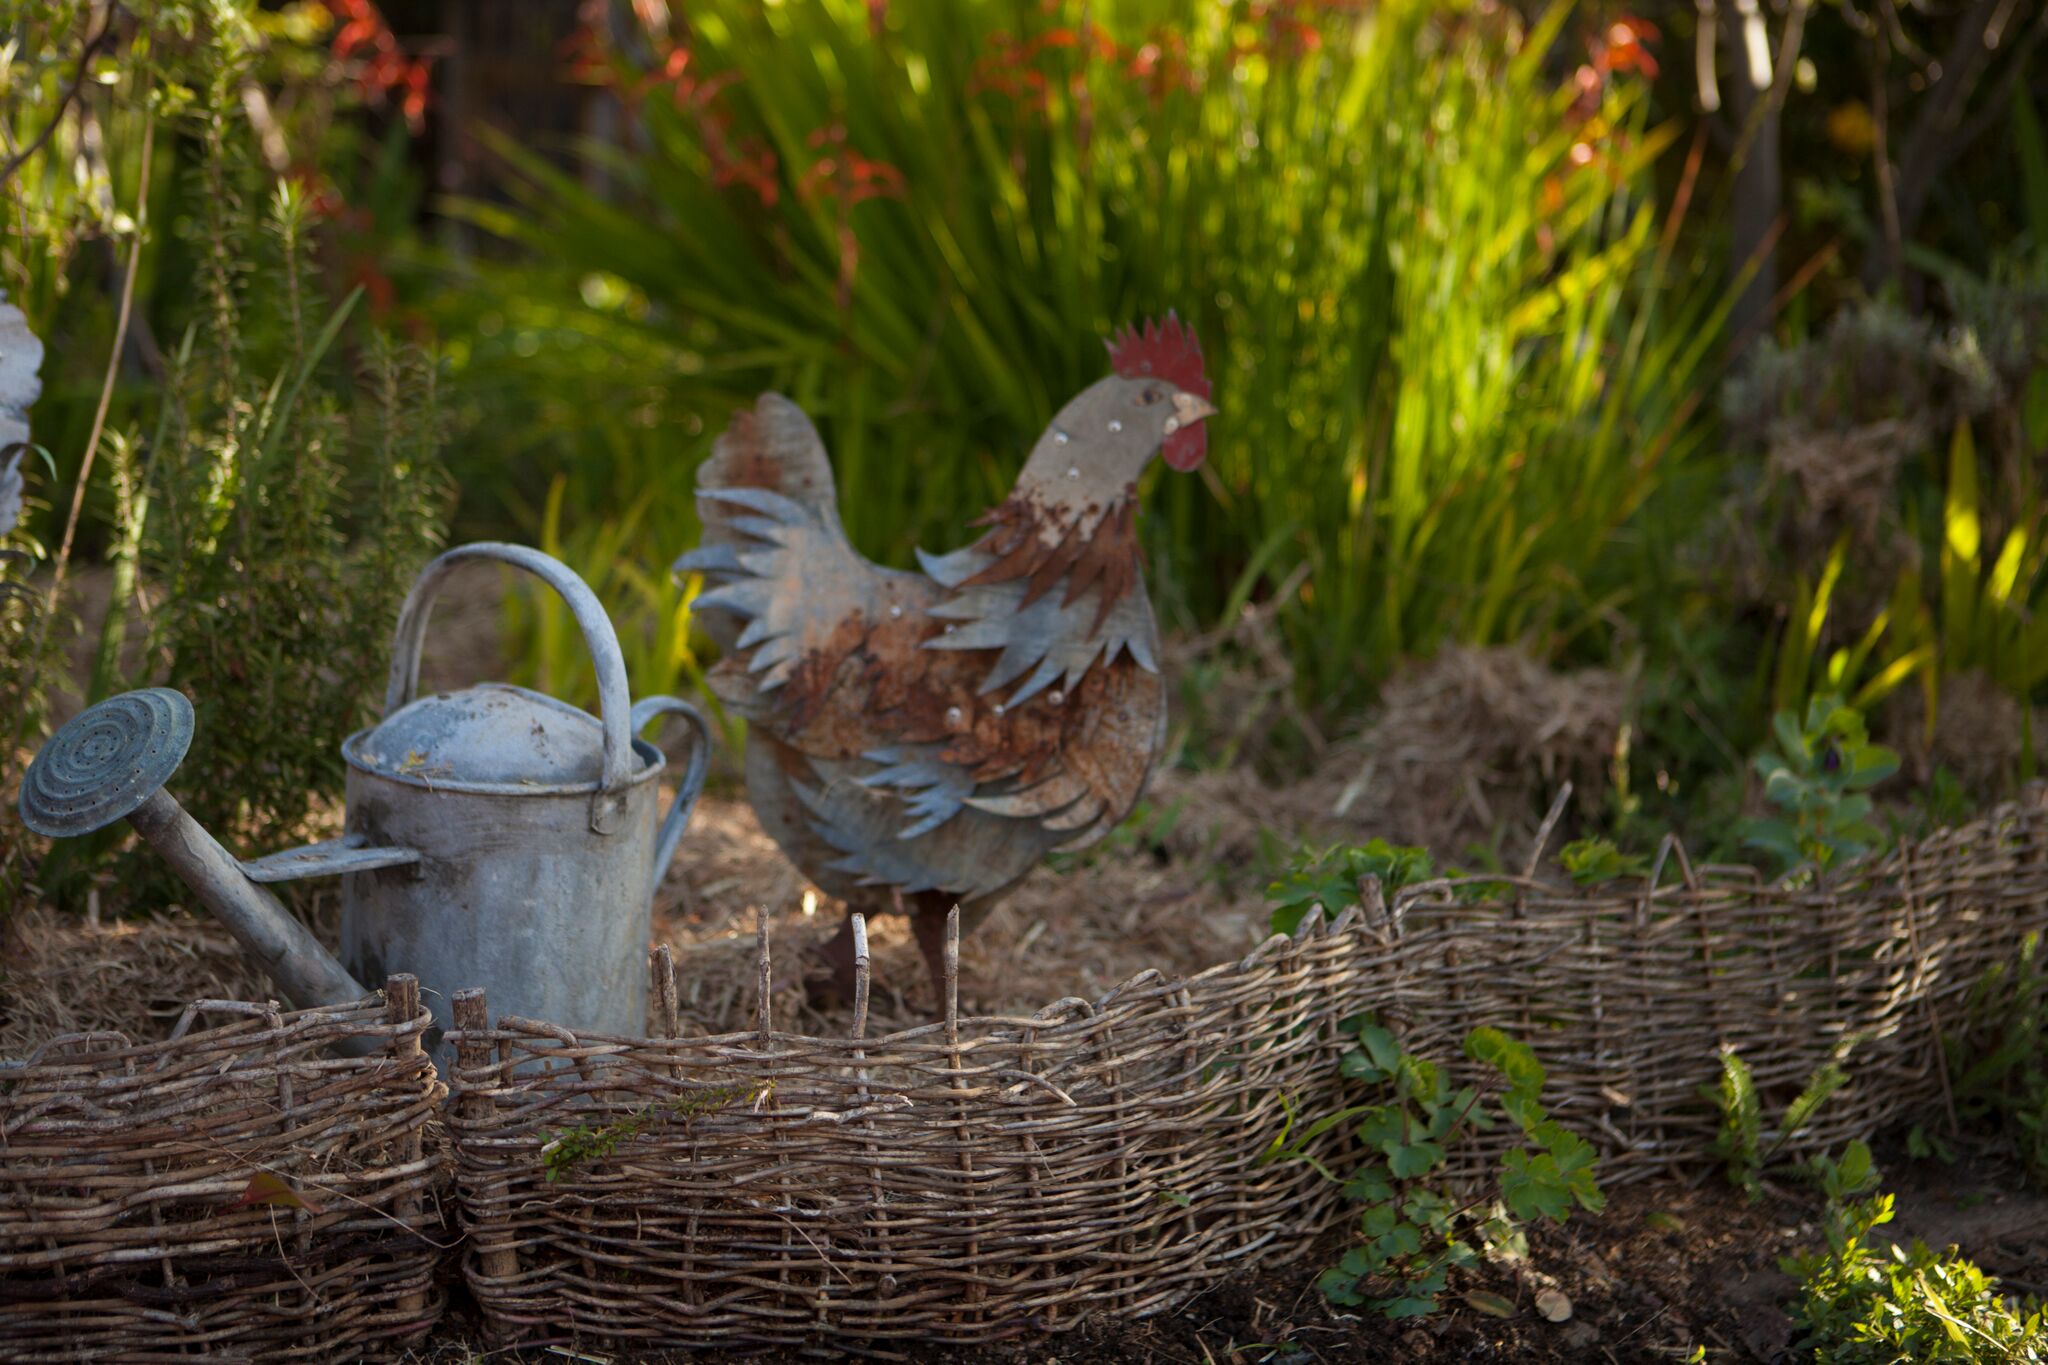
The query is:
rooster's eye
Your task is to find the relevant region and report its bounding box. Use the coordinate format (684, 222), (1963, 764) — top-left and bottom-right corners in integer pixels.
(1136, 386), (1164, 406)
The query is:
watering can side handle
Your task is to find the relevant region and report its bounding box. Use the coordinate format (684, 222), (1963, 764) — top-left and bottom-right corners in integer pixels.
(631, 696), (713, 902)
(385, 542), (636, 799)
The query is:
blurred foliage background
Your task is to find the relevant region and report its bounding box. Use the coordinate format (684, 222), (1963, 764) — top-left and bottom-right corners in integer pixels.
(0, 0), (448, 906)
(3, 0), (2047, 899)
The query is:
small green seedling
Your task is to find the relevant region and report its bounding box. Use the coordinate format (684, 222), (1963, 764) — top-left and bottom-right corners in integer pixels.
(1706, 1048), (1850, 1201)
(1266, 840), (1437, 936)
(1268, 1017), (1602, 1318)
(1781, 1187), (2046, 1361)
(1742, 694), (1899, 875)
(1558, 836), (1649, 885)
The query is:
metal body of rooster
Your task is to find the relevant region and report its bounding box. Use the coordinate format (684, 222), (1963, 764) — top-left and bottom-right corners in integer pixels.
(675, 316), (1214, 1006)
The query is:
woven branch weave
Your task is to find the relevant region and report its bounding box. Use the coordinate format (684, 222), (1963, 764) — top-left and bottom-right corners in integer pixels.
(0, 979), (446, 1361)
(443, 796), (2048, 1353)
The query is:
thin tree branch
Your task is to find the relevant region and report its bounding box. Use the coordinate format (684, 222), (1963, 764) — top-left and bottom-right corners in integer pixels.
(1891, 0), (2022, 232)
(1946, 3), (2048, 161)
(0, 5), (120, 188)
(1862, 0), (2043, 288)
(1875, 0), (1930, 65)
(1871, 30), (1905, 290)
(47, 100), (153, 611)
(1729, 0), (1813, 173)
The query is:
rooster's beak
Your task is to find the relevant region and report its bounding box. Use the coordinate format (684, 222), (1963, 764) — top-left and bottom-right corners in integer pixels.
(1161, 390), (1215, 470)
(1165, 391), (1216, 433)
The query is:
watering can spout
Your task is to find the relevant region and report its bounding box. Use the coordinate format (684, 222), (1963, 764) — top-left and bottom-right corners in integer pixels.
(19, 689), (371, 1019)
(126, 789), (373, 1009)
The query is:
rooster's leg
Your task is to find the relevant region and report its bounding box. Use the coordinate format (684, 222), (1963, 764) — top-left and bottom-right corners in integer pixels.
(908, 894), (955, 1016)
(803, 908), (862, 1011)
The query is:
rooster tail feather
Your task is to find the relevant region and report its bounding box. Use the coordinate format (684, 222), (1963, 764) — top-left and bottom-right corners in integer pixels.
(683, 393), (845, 650)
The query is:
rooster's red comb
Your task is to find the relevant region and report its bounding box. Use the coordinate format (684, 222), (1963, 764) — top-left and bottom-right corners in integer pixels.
(1107, 311), (1211, 470)
(1106, 311), (1209, 399)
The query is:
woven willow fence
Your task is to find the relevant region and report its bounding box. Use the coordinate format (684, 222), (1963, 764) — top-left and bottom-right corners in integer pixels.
(0, 976), (445, 1361)
(4, 799), (2047, 1357)
(443, 796), (2048, 1352)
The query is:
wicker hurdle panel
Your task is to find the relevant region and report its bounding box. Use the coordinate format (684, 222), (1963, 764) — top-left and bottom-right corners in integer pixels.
(445, 908), (1392, 1351)
(1389, 797), (2048, 1185)
(0, 976), (446, 1361)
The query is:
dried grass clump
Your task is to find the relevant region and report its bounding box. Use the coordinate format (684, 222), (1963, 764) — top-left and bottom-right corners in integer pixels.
(1714, 303), (1958, 606)
(1767, 418), (1923, 558)
(1887, 669), (2035, 794)
(1341, 644), (1632, 857)
(1160, 563), (1325, 772)
(0, 904), (271, 1055)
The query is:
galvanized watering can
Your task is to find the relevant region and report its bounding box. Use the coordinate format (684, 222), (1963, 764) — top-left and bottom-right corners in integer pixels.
(18, 543), (711, 1065)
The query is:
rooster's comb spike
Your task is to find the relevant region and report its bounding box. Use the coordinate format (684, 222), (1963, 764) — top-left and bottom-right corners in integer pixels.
(1107, 311), (1210, 399)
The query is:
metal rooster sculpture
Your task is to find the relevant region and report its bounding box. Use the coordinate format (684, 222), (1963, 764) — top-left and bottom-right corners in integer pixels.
(675, 316), (1214, 1007)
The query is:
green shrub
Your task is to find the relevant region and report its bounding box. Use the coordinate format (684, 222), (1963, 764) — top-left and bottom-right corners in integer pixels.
(1782, 1192), (2045, 1362)
(1265, 838), (1437, 935)
(1, 3), (449, 906)
(1705, 1048), (1850, 1201)
(1742, 695), (1900, 875)
(141, 165), (449, 859)
(1557, 835), (1649, 885)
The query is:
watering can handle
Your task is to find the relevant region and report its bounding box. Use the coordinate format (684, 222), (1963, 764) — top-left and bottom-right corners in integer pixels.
(630, 697), (712, 902)
(384, 542), (637, 800)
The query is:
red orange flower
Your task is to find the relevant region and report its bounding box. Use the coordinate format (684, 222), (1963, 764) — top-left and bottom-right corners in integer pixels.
(633, 43), (780, 209)
(1597, 16), (1659, 79)
(969, 22), (1116, 111)
(1566, 13), (1657, 126)
(330, 0), (433, 132)
(1125, 31), (1197, 102)
(798, 123), (905, 208)
(798, 123), (906, 313)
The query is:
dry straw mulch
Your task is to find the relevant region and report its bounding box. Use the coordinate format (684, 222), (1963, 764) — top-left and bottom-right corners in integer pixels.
(442, 795), (2048, 1356)
(0, 906), (270, 1056)
(0, 980), (446, 1361)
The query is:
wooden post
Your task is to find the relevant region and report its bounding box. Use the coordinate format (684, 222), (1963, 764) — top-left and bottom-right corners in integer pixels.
(942, 906), (984, 1310)
(651, 944), (680, 1039)
(848, 914), (899, 1293)
(451, 988), (519, 1295)
(384, 975), (429, 1322)
(651, 944), (681, 1081)
(850, 915), (871, 1047)
(755, 905), (774, 1044)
